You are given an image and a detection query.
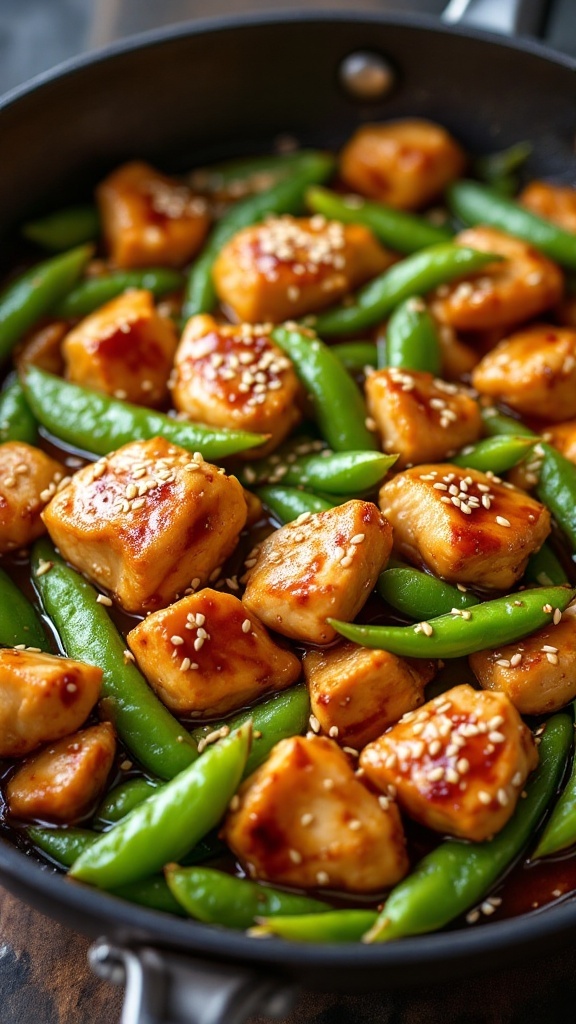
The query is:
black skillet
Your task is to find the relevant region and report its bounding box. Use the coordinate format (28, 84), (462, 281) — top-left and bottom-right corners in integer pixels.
(1, 1), (576, 1021)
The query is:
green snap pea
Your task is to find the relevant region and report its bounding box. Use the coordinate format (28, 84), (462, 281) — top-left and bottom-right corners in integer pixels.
(329, 585), (574, 659)
(377, 567), (479, 621)
(386, 296), (441, 375)
(23, 206), (100, 251)
(165, 866), (329, 929)
(70, 723), (250, 890)
(256, 486), (334, 524)
(256, 910), (378, 944)
(271, 326), (376, 451)
(480, 407), (535, 439)
(474, 142), (532, 195)
(312, 245), (500, 337)
(447, 179), (576, 270)
(0, 245), (92, 362)
(452, 435), (535, 474)
(240, 450), (397, 495)
(93, 778), (162, 828)
(22, 366), (266, 460)
(192, 150), (331, 195)
(182, 153), (335, 320)
(55, 268), (183, 318)
(366, 714), (572, 942)
(0, 379), (38, 444)
(31, 539), (198, 780)
(534, 738), (576, 858)
(306, 187), (451, 252)
(330, 341), (378, 374)
(524, 544), (568, 587)
(0, 567), (50, 651)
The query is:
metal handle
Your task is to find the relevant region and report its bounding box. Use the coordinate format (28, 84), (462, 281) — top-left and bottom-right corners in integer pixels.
(442, 0), (549, 36)
(89, 938), (298, 1024)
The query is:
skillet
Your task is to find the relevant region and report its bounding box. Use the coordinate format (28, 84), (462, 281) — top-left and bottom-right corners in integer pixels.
(1, 1), (576, 1020)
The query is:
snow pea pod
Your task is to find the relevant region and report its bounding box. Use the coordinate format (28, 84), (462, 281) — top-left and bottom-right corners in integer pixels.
(192, 150), (331, 195)
(448, 179), (576, 270)
(474, 142), (532, 197)
(70, 723), (250, 889)
(55, 268), (183, 318)
(377, 567), (479, 621)
(23, 205), (100, 251)
(306, 187), (451, 252)
(330, 341), (378, 374)
(313, 245), (500, 337)
(366, 713), (572, 942)
(480, 407), (535, 439)
(183, 153), (335, 320)
(0, 567), (50, 651)
(329, 585), (574, 659)
(240, 450), (397, 495)
(452, 435), (535, 474)
(256, 910), (378, 943)
(386, 296), (441, 375)
(22, 366), (266, 460)
(165, 865), (329, 929)
(0, 379), (38, 444)
(31, 539), (199, 780)
(524, 544), (568, 587)
(0, 244), (92, 362)
(271, 326), (376, 451)
(534, 737), (576, 858)
(256, 486), (334, 523)
(93, 778), (161, 828)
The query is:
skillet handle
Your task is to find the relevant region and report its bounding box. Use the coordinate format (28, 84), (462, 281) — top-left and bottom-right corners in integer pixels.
(89, 938), (297, 1024)
(441, 0), (549, 36)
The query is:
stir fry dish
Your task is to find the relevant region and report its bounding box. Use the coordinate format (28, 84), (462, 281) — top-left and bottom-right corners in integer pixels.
(4, 119), (576, 944)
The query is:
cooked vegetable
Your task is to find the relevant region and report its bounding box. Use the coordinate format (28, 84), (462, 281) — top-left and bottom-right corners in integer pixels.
(306, 186), (451, 252)
(385, 296), (442, 375)
(0, 379), (37, 444)
(0, 567), (50, 650)
(452, 435), (535, 473)
(23, 205), (100, 251)
(377, 566), (479, 620)
(240, 450), (397, 495)
(55, 267), (183, 318)
(329, 341), (378, 373)
(256, 486), (334, 523)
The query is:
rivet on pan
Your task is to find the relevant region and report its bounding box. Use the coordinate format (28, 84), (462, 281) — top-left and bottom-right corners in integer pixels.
(339, 51), (396, 101)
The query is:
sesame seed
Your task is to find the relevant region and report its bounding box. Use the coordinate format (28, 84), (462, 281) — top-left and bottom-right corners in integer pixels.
(348, 819), (362, 831)
(543, 603), (553, 614)
(546, 652), (559, 665)
(35, 559), (53, 577)
(351, 533), (365, 545)
(316, 871), (330, 885)
(328, 726), (339, 739)
(378, 795), (390, 810)
(288, 849), (303, 864)
(489, 731), (506, 744)
(301, 813), (314, 827)
(497, 788), (509, 806)
(495, 516), (511, 528)
(553, 608), (563, 625)
(478, 791), (492, 805)
(496, 659), (511, 668)
(323, 777), (335, 790)
(542, 644), (558, 653)
(309, 715), (321, 734)
(241, 618), (252, 633)
(466, 909), (480, 924)
(229, 794), (241, 811)
(170, 635), (184, 646)
(96, 594), (113, 606)
(420, 621), (434, 637)
(457, 758), (470, 774)
(510, 653), (523, 667)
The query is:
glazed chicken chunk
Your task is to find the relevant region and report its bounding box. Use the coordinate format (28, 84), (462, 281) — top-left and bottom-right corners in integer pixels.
(97, 160), (210, 268)
(339, 119), (466, 210)
(304, 642), (435, 750)
(471, 324), (576, 422)
(127, 589), (301, 717)
(224, 735), (409, 893)
(380, 464), (550, 590)
(171, 315), (303, 454)
(212, 215), (393, 323)
(243, 500), (393, 644)
(63, 289), (178, 407)
(42, 437), (247, 613)
(6, 723), (116, 823)
(470, 604), (576, 716)
(0, 649), (102, 758)
(0, 441), (66, 554)
(360, 684), (538, 842)
(520, 180), (576, 233)
(365, 366), (482, 468)
(541, 420), (576, 464)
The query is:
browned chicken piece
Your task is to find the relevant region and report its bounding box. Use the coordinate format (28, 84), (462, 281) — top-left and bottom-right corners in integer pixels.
(304, 642), (436, 749)
(16, 321), (68, 376)
(42, 437), (247, 613)
(519, 180), (576, 233)
(339, 119), (466, 210)
(436, 323), (480, 379)
(243, 487), (264, 527)
(430, 227), (564, 331)
(360, 684), (538, 842)
(127, 589), (301, 717)
(97, 160), (210, 268)
(472, 324), (576, 422)
(212, 215), (393, 323)
(0, 648), (102, 758)
(365, 367), (482, 468)
(469, 605), (576, 716)
(0, 441), (67, 554)
(243, 500), (392, 644)
(505, 440), (546, 493)
(62, 290), (178, 408)
(224, 735), (409, 893)
(6, 723), (116, 823)
(379, 464), (550, 590)
(542, 420), (576, 464)
(171, 315), (303, 455)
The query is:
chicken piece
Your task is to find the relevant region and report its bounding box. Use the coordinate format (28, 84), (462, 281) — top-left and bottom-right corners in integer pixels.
(62, 289), (178, 407)
(171, 315), (303, 454)
(360, 684), (538, 842)
(379, 464), (550, 590)
(0, 441), (67, 554)
(0, 648), (102, 758)
(339, 119), (465, 210)
(430, 227), (564, 331)
(243, 500), (392, 645)
(436, 323), (480, 380)
(304, 642), (435, 750)
(42, 437), (247, 613)
(224, 735), (408, 893)
(16, 320), (67, 376)
(97, 160), (210, 268)
(520, 180), (576, 233)
(555, 293), (576, 330)
(127, 589), (301, 717)
(365, 368), (482, 468)
(469, 605), (576, 716)
(542, 420), (576, 464)
(6, 723), (116, 823)
(471, 324), (576, 422)
(212, 215), (393, 323)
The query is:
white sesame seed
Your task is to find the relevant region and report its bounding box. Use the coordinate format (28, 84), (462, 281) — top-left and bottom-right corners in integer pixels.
(96, 594), (113, 606)
(496, 516), (511, 528)
(316, 871), (330, 885)
(478, 791), (492, 805)
(288, 849), (303, 864)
